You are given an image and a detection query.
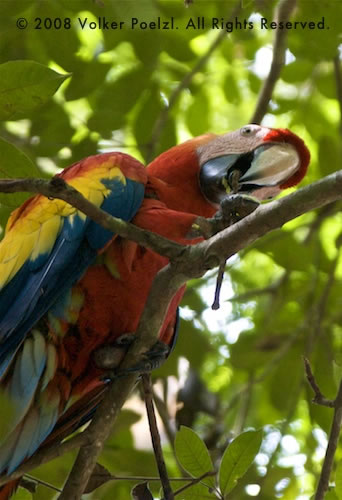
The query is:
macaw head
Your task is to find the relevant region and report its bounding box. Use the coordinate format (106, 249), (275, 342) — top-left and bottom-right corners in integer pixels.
(197, 124), (310, 204)
(147, 124), (310, 217)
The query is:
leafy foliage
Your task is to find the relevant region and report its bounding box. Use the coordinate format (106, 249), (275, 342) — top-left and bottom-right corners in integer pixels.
(175, 426), (215, 486)
(0, 0), (342, 499)
(219, 430), (263, 496)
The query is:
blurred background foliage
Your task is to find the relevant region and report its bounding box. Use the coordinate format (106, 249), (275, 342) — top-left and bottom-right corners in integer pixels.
(1, 0), (342, 498)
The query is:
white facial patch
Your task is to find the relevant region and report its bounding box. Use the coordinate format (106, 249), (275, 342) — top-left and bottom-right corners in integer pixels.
(239, 143), (300, 186)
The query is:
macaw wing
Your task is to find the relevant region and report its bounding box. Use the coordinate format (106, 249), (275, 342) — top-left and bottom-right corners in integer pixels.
(0, 152), (147, 375)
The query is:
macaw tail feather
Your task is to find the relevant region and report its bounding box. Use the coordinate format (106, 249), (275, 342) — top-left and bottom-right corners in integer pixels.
(43, 383), (108, 447)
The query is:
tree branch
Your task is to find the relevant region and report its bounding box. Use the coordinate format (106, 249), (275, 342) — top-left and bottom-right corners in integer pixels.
(1, 170), (342, 496)
(315, 380), (342, 499)
(142, 374), (174, 500)
(0, 177), (186, 261)
(250, 0), (297, 124)
(58, 170), (342, 498)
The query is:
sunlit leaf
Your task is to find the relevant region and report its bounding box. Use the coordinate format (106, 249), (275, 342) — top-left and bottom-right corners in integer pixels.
(0, 61), (70, 120)
(174, 426), (215, 488)
(219, 430), (263, 496)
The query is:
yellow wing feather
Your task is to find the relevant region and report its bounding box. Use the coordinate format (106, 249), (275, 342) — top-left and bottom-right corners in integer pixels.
(0, 159), (127, 292)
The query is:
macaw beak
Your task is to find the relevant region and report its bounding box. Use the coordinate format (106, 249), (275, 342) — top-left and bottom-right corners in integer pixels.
(199, 142), (301, 203)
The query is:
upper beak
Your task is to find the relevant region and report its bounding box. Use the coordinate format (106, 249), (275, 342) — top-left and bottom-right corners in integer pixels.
(199, 142), (301, 203)
(236, 143), (300, 191)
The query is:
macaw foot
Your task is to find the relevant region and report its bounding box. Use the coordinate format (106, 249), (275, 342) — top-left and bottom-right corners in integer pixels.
(96, 339), (170, 381)
(191, 194), (260, 239)
(121, 340), (170, 374)
(93, 332), (137, 370)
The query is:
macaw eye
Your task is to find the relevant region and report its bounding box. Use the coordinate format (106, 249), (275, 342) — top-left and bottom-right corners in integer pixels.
(240, 125), (258, 137)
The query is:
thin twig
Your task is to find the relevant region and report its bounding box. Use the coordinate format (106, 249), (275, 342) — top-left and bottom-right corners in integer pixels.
(142, 374), (174, 500)
(303, 358), (334, 408)
(211, 260), (226, 310)
(146, 1), (242, 162)
(315, 380), (342, 500)
(250, 0), (297, 124)
(152, 387), (176, 448)
(172, 471), (216, 498)
(24, 475), (62, 493)
(91, 475), (195, 482)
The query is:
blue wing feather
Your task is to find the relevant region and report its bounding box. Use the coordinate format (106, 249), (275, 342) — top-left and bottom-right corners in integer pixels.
(0, 168), (146, 475)
(0, 178), (145, 369)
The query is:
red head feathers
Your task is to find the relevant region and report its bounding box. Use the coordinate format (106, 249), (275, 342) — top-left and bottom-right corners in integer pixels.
(147, 124), (310, 210)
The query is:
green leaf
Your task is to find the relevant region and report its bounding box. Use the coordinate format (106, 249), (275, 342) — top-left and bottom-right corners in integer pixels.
(88, 66), (148, 136)
(174, 426), (215, 488)
(219, 429), (263, 497)
(0, 137), (38, 178)
(133, 85), (163, 161)
(179, 481), (216, 499)
(229, 330), (281, 372)
(163, 33), (195, 62)
(223, 72), (240, 105)
(64, 60), (111, 101)
(30, 101), (74, 157)
(270, 347), (303, 412)
(316, 71), (336, 99)
(31, 3), (80, 69)
(326, 490), (340, 500)
(0, 137), (41, 231)
(0, 60), (70, 121)
(186, 90), (209, 136)
(281, 60), (313, 83)
(11, 487), (32, 500)
(318, 135), (341, 178)
(335, 460), (342, 499)
(253, 231), (330, 273)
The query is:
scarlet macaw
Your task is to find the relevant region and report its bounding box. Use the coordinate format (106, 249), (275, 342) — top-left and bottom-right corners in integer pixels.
(0, 124), (309, 496)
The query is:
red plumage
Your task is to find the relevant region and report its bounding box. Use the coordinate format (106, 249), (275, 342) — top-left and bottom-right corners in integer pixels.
(0, 125), (310, 497)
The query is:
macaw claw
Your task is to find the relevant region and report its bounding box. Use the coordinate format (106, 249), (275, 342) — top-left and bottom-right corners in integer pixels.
(100, 340), (171, 381)
(94, 333), (137, 370)
(191, 193), (260, 239)
(125, 340), (171, 373)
